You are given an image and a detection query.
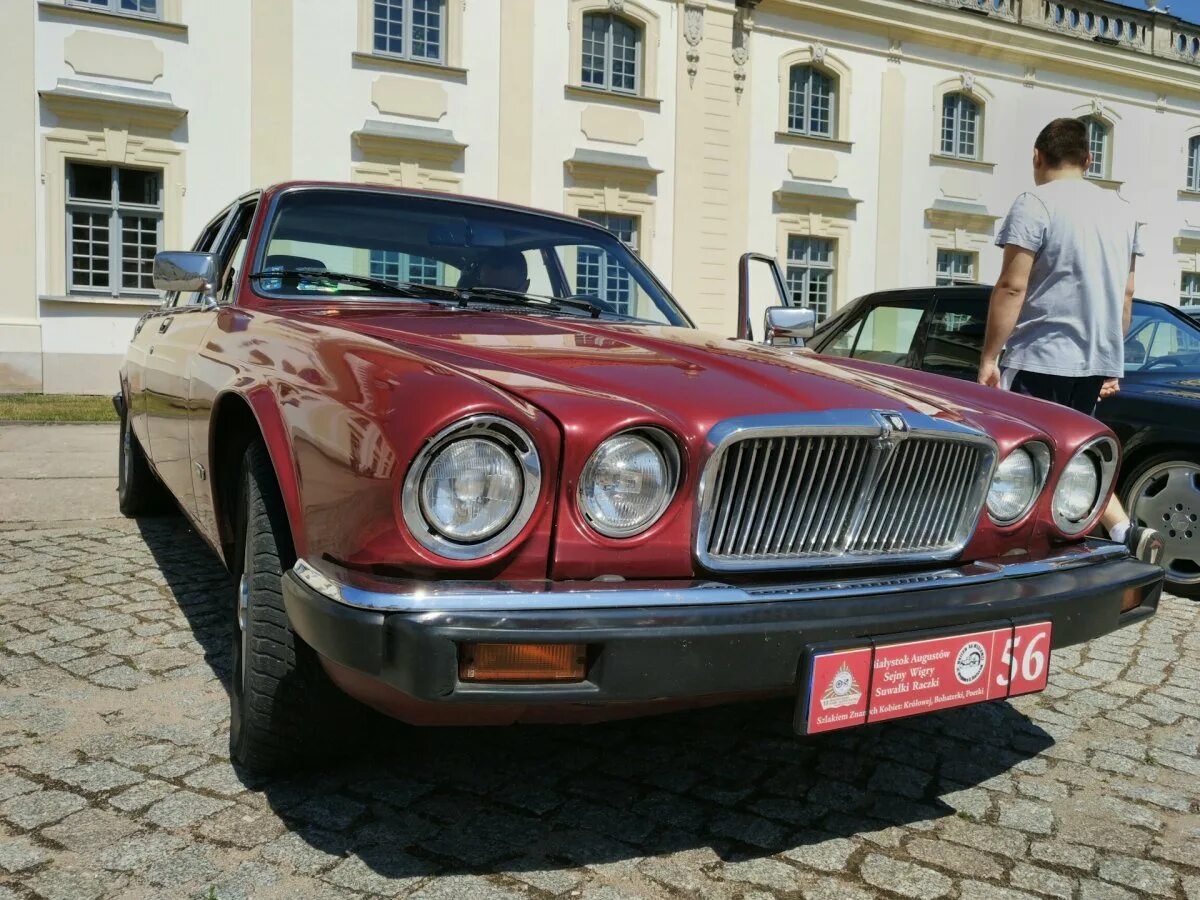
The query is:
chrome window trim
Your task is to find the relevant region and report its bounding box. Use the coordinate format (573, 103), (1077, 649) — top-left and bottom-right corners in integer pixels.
(1052, 435), (1119, 535)
(400, 414), (542, 560)
(693, 410), (998, 573)
(293, 539), (1127, 613)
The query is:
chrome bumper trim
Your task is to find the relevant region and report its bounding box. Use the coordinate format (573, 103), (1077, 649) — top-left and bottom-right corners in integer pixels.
(293, 540), (1128, 613)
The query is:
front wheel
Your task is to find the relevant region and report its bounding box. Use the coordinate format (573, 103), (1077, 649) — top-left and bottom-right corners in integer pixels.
(229, 441), (347, 772)
(1123, 451), (1200, 600)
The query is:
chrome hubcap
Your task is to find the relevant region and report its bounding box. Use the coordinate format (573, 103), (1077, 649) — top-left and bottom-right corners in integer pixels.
(1129, 461), (1200, 585)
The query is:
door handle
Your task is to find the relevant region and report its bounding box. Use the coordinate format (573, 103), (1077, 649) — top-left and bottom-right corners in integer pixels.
(157, 317), (174, 334)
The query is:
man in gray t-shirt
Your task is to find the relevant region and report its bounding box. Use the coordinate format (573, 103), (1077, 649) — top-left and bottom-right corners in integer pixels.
(979, 117), (1162, 564)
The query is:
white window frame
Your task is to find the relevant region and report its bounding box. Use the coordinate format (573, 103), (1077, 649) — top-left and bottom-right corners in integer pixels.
(373, 0), (446, 65)
(1081, 116), (1111, 180)
(66, 162), (163, 297)
(1187, 137), (1200, 193)
(787, 65), (836, 139)
(66, 0), (161, 19)
(786, 236), (836, 323)
(580, 11), (643, 96)
(941, 93), (981, 161)
(935, 249), (978, 286)
(368, 249), (444, 286)
(1181, 272), (1200, 308)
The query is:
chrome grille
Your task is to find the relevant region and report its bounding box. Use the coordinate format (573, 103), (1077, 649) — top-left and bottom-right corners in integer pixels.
(698, 421), (994, 571)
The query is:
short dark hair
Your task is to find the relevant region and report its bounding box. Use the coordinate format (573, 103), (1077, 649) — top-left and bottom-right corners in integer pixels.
(1035, 118), (1090, 169)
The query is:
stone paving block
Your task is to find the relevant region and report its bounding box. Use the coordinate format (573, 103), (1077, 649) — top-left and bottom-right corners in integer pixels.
(905, 837), (1004, 881)
(142, 790), (232, 828)
(0, 836), (49, 873)
(1097, 856), (1178, 897)
(859, 854), (952, 899)
(41, 808), (138, 852)
(323, 853), (431, 895)
(23, 867), (111, 900)
(58, 761), (143, 793)
(1, 789), (86, 828)
(107, 779), (176, 811)
(1009, 862), (1074, 900)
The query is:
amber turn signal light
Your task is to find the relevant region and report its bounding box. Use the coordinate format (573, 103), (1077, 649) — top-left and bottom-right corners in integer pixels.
(458, 643), (588, 683)
(1121, 587), (1144, 613)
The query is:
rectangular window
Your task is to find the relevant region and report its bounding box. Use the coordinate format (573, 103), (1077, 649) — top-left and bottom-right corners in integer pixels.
(576, 212), (639, 316)
(1181, 272), (1200, 308)
(67, 0), (160, 18)
(787, 66), (835, 138)
(1084, 118), (1109, 179)
(580, 13), (642, 95)
(935, 250), (977, 286)
(373, 0), (444, 63)
(67, 162), (162, 295)
(369, 250), (443, 286)
(1188, 138), (1200, 193)
(941, 94), (979, 160)
(786, 236), (835, 323)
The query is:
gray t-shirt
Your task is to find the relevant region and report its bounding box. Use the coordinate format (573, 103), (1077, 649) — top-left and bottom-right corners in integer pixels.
(995, 178), (1142, 378)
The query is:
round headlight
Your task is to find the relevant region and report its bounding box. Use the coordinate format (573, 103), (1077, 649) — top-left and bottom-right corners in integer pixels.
(420, 438), (521, 542)
(402, 416), (541, 559)
(578, 430), (679, 538)
(1053, 451), (1100, 526)
(988, 448), (1038, 524)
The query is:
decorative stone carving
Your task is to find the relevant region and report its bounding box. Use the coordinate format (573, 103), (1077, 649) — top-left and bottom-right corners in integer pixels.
(1091, 96), (1105, 117)
(887, 38), (903, 62)
(1023, 65), (1037, 87)
(961, 71), (975, 93)
(684, 1), (704, 88)
(607, 0), (624, 11)
(812, 41), (828, 64)
(732, 4), (754, 101)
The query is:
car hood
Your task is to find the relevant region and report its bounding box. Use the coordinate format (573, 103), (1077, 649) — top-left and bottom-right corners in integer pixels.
(292, 307), (1075, 447)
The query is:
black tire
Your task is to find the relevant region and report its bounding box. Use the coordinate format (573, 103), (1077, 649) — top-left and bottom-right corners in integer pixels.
(117, 410), (168, 517)
(229, 440), (346, 772)
(1121, 450), (1200, 600)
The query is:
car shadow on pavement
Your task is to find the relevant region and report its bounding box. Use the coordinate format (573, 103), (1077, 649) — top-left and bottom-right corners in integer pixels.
(138, 516), (1055, 881)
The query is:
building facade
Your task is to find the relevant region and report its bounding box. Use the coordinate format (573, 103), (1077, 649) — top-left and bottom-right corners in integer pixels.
(3, 0), (1200, 393)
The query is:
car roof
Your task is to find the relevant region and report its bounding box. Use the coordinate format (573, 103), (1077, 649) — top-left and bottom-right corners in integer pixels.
(855, 286), (1169, 310)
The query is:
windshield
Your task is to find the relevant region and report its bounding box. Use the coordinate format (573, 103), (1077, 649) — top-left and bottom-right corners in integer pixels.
(253, 188), (690, 326)
(1125, 301), (1200, 372)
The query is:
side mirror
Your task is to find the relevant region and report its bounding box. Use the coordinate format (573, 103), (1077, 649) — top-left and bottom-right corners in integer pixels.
(153, 251), (218, 297)
(764, 306), (816, 345)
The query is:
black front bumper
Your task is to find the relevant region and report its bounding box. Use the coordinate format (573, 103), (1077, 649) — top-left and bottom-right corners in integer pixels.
(282, 545), (1161, 705)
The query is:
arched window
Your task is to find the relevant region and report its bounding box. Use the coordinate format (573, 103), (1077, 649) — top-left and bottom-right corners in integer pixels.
(1080, 116), (1111, 179)
(941, 93), (981, 160)
(581, 12), (643, 95)
(787, 65), (836, 138)
(1187, 136), (1200, 192)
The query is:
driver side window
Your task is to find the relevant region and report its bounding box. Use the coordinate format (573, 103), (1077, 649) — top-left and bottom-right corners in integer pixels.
(823, 302), (924, 366)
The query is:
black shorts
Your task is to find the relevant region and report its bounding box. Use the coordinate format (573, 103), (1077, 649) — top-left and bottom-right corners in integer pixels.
(1008, 370), (1106, 416)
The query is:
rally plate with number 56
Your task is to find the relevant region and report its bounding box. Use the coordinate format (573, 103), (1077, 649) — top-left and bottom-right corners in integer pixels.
(798, 621), (1052, 735)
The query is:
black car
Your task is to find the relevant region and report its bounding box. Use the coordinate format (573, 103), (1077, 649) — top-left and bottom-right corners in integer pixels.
(810, 287), (1200, 598)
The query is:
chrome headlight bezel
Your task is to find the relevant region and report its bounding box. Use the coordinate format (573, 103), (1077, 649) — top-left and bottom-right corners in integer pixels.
(401, 415), (541, 560)
(577, 427), (682, 539)
(987, 442), (1050, 526)
(1052, 436), (1119, 535)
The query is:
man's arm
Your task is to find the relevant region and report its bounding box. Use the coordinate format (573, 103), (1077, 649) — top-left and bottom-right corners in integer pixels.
(1100, 255), (1138, 400)
(978, 244), (1036, 387)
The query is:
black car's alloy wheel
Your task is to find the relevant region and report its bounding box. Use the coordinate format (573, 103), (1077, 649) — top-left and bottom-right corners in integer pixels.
(229, 440), (346, 772)
(1125, 453), (1200, 599)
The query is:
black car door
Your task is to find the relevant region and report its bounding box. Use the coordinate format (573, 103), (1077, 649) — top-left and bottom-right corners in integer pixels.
(920, 289), (993, 380)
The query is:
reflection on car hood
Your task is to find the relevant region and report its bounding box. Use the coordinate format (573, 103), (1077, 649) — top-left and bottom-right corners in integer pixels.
(1122, 369), (1200, 402)
(295, 308), (1085, 443)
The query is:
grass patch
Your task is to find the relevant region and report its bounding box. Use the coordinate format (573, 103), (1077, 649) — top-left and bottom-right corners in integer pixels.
(0, 393), (118, 423)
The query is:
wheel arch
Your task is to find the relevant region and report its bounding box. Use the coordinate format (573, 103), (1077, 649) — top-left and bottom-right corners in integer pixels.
(1118, 440), (1200, 495)
(209, 387), (305, 568)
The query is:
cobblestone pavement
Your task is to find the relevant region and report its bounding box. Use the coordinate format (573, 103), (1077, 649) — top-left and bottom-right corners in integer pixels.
(1, 518), (1197, 900)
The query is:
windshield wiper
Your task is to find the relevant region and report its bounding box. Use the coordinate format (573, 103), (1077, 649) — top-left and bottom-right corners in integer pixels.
(249, 270), (460, 300)
(454, 286), (603, 318)
(251, 270), (609, 319)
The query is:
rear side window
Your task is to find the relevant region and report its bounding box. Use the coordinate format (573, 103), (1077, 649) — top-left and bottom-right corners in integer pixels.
(923, 297), (988, 376)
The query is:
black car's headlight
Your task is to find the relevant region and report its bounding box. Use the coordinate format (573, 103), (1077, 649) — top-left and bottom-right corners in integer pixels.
(987, 443), (1049, 525)
(401, 415), (541, 559)
(578, 428), (680, 538)
(1052, 437), (1118, 535)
